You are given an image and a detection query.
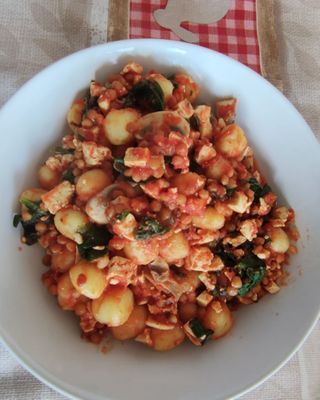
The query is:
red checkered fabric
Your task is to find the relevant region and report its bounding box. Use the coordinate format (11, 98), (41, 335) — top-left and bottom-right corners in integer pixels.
(130, 0), (261, 73)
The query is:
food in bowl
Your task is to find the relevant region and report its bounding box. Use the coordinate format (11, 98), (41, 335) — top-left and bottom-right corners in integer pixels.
(13, 62), (299, 351)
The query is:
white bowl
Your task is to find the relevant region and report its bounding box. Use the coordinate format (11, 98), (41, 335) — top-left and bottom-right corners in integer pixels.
(1, 39), (320, 400)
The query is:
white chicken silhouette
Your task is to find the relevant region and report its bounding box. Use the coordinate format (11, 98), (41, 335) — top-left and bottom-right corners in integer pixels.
(154, 0), (231, 42)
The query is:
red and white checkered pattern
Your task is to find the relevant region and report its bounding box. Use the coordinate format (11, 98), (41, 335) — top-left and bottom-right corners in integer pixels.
(130, 0), (261, 73)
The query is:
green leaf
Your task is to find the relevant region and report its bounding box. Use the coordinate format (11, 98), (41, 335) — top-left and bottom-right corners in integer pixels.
(260, 184), (271, 197)
(235, 254), (266, 296)
(77, 245), (108, 261)
(115, 211), (130, 221)
(124, 80), (164, 112)
(211, 285), (228, 298)
(77, 224), (111, 261)
(213, 241), (237, 267)
(76, 133), (85, 142)
(54, 146), (75, 155)
(22, 224), (39, 245)
(13, 214), (22, 227)
(135, 217), (169, 240)
(62, 168), (75, 183)
(113, 158), (126, 174)
(84, 87), (98, 115)
(189, 114), (200, 131)
(225, 187), (236, 198)
(79, 224), (111, 248)
(17, 199), (51, 246)
(189, 318), (213, 345)
(20, 198), (48, 224)
(248, 177), (271, 201)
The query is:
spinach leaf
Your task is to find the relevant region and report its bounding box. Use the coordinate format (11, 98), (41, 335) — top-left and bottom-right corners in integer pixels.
(240, 240), (254, 252)
(13, 214), (22, 228)
(84, 86), (98, 115)
(113, 158), (126, 174)
(135, 217), (169, 240)
(248, 177), (271, 201)
(171, 266), (187, 278)
(78, 246), (108, 261)
(115, 211), (130, 221)
(189, 318), (213, 345)
(21, 224), (39, 245)
(124, 80), (164, 112)
(20, 199), (48, 225)
(54, 146), (75, 155)
(211, 285), (228, 298)
(189, 114), (200, 131)
(234, 254), (266, 296)
(77, 224), (111, 261)
(213, 241), (237, 267)
(14, 199), (49, 246)
(62, 168), (75, 183)
(225, 187), (236, 199)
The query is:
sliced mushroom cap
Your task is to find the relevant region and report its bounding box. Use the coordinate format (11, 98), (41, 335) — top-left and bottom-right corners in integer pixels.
(149, 258), (170, 282)
(132, 111), (190, 140)
(85, 182), (136, 225)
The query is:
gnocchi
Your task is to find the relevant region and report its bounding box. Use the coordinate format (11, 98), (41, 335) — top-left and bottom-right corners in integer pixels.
(104, 108), (140, 145)
(76, 169), (112, 202)
(69, 261), (107, 299)
(111, 305), (147, 340)
(202, 301), (233, 339)
(38, 164), (61, 190)
(269, 228), (290, 254)
(192, 207), (225, 231)
(92, 286), (134, 326)
(124, 239), (159, 265)
(159, 232), (190, 264)
(215, 124), (248, 159)
(51, 249), (75, 272)
(54, 208), (89, 244)
(150, 326), (185, 351)
(57, 273), (81, 310)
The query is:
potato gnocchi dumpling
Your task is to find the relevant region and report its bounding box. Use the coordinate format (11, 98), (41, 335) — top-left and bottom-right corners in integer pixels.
(111, 305), (147, 340)
(92, 286), (134, 326)
(14, 62), (298, 352)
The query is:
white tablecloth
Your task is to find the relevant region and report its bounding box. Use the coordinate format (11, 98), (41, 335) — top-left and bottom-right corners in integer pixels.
(0, 1), (319, 399)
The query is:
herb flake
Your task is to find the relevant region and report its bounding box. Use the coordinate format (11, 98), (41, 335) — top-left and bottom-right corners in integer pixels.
(62, 168), (75, 183)
(115, 211), (130, 221)
(124, 80), (164, 112)
(235, 254), (266, 296)
(54, 146), (75, 155)
(113, 158), (125, 174)
(135, 217), (169, 240)
(248, 177), (271, 201)
(189, 318), (213, 345)
(213, 241), (237, 267)
(225, 187), (236, 199)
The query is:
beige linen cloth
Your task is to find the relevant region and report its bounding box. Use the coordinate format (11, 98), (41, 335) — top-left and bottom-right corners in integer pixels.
(0, 1), (319, 399)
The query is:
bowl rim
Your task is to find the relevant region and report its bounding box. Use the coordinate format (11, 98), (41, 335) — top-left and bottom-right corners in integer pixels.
(1, 38), (319, 400)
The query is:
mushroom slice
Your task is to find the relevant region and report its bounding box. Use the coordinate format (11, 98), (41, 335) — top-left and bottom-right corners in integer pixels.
(132, 111), (190, 140)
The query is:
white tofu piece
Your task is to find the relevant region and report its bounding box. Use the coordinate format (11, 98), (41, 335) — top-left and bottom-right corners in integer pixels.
(41, 181), (74, 214)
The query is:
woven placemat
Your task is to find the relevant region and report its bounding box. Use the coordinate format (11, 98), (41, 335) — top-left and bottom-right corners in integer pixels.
(107, 0), (282, 90)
